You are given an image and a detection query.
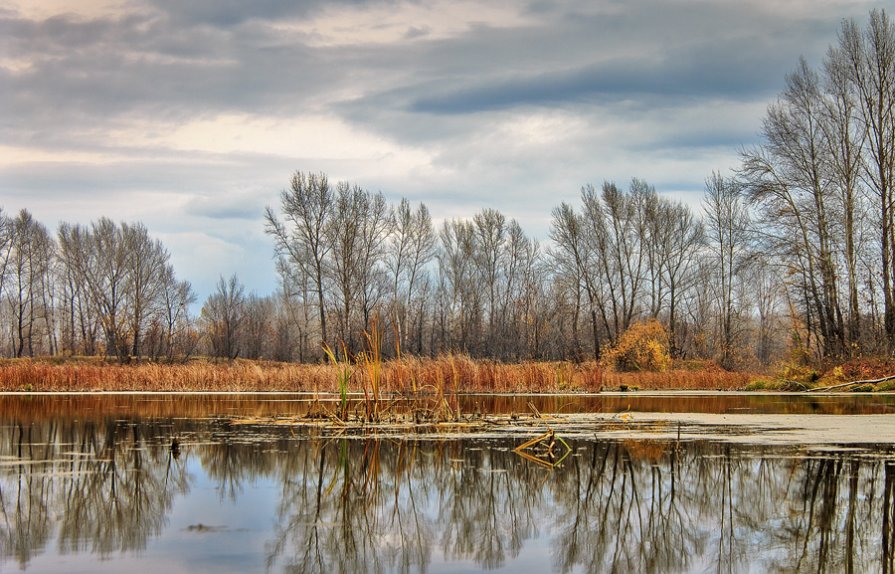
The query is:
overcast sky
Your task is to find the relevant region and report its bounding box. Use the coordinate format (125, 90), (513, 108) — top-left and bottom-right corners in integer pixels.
(1, 0), (888, 300)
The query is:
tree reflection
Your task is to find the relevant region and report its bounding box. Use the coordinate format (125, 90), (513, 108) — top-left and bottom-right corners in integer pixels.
(0, 417), (190, 568)
(2, 413), (895, 572)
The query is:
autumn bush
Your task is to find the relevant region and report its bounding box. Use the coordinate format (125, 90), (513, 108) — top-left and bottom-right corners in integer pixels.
(601, 319), (671, 372)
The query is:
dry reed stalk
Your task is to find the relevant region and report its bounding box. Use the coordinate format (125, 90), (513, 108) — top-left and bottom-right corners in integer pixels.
(0, 356), (752, 393)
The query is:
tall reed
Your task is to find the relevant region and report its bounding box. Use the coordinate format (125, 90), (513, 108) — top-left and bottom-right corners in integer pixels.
(322, 343), (351, 420)
(360, 320), (383, 421)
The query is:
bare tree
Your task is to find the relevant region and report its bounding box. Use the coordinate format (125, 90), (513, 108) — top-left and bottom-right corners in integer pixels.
(579, 181), (650, 342)
(438, 219), (479, 353)
(356, 189), (391, 333)
(740, 59), (846, 357)
(122, 222), (170, 359)
(550, 202), (599, 359)
(473, 208), (506, 351)
(656, 201), (705, 357)
(327, 182), (366, 349)
(274, 258), (314, 361)
(0, 210), (14, 318)
(838, 9), (895, 340)
(824, 42), (867, 346)
(159, 266), (197, 361)
(56, 224), (99, 356)
(242, 293), (274, 360)
(704, 172), (750, 368)
(201, 274), (246, 360)
(265, 171), (333, 356)
(56, 219), (132, 360)
(5, 210), (54, 357)
(387, 199), (436, 354)
(501, 220), (542, 359)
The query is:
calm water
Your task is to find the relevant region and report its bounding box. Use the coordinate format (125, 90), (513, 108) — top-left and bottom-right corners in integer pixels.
(1, 393), (895, 573)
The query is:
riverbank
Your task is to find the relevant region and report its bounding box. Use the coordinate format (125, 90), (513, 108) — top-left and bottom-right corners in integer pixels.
(0, 356), (753, 392)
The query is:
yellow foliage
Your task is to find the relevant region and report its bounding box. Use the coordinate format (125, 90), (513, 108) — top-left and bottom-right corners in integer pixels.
(601, 320), (671, 372)
(774, 360), (820, 384)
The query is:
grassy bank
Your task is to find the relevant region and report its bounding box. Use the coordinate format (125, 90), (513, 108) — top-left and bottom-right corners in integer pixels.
(747, 357), (895, 392)
(0, 356), (752, 393)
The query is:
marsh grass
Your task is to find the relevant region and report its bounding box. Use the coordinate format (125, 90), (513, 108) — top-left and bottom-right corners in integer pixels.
(359, 321), (384, 421)
(0, 356), (751, 393)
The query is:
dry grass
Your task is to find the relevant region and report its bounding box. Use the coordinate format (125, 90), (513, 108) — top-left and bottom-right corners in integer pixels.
(601, 369), (751, 391)
(0, 359), (329, 392)
(0, 355), (752, 393)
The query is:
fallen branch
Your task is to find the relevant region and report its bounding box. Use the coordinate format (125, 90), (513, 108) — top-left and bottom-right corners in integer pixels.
(781, 380), (810, 391)
(807, 374), (895, 393)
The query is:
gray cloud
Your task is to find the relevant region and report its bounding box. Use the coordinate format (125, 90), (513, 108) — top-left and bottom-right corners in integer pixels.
(1, 0), (890, 299)
(184, 191), (270, 221)
(144, 0), (371, 28)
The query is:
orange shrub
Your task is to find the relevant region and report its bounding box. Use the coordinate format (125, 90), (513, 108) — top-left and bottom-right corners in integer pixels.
(601, 319), (671, 372)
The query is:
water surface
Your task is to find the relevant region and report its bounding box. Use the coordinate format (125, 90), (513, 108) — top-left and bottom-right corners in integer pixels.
(1, 393), (894, 573)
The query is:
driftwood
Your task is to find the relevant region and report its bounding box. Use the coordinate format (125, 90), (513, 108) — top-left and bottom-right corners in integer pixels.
(806, 374), (895, 393)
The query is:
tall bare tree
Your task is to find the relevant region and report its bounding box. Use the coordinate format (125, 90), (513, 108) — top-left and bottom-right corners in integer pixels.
(265, 171), (333, 355)
(387, 199), (436, 354)
(740, 59), (846, 356)
(550, 201), (599, 359)
(473, 208), (506, 350)
(838, 9), (895, 340)
(704, 172), (750, 368)
(201, 274), (246, 360)
(438, 219), (479, 353)
(824, 42), (866, 346)
(56, 219), (131, 360)
(6, 210), (54, 357)
(122, 222), (170, 359)
(655, 201), (705, 357)
(356, 189), (391, 334)
(159, 266), (196, 361)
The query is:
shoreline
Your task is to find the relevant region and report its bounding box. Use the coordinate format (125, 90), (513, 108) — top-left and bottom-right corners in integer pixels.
(0, 356), (890, 393)
(0, 389), (890, 396)
(0, 356), (751, 392)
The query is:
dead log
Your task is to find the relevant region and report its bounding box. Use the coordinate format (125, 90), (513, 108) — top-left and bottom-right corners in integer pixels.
(806, 374), (895, 393)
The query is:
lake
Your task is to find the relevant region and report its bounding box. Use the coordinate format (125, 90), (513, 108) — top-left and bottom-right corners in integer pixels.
(1, 393), (894, 573)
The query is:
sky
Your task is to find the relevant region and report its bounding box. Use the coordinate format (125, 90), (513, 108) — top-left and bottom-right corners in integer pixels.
(0, 0), (888, 300)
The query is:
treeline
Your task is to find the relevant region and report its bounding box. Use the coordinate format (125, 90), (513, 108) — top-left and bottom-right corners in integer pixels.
(0, 212), (197, 361)
(0, 10), (891, 368)
(253, 172), (770, 366)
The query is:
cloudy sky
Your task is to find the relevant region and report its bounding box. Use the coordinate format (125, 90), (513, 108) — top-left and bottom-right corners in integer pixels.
(1, 0), (888, 300)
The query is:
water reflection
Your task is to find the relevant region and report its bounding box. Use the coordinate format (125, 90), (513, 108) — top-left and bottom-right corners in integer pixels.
(3, 392), (895, 423)
(1, 402), (894, 572)
(0, 418), (190, 566)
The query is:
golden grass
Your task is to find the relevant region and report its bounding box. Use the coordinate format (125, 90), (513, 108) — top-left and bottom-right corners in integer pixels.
(0, 355), (752, 393)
